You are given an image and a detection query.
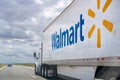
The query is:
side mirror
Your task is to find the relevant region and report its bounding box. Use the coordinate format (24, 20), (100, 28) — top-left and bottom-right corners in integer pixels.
(33, 52), (38, 60)
(33, 52), (36, 58)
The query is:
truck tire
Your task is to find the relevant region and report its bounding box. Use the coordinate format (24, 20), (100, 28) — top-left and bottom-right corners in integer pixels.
(35, 65), (37, 75)
(35, 70), (37, 75)
(44, 66), (48, 78)
(103, 68), (120, 80)
(95, 67), (120, 80)
(40, 65), (42, 75)
(41, 66), (44, 76)
(54, 65), (57, 77)
(41, 65), (45, 77)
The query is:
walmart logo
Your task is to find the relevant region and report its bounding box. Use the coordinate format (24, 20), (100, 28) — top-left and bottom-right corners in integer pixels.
(88, 0), (113, 48)
(51, 0), (114, 50)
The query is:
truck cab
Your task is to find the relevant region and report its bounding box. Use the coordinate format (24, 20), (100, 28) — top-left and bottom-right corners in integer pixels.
(33, 50), (57, 78)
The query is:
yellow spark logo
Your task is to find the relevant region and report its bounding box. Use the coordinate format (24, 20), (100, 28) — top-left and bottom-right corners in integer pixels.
(88, 0), (113, 48)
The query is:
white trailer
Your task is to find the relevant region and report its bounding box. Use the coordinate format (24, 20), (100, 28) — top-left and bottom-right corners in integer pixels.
(33, 0), (120, 80)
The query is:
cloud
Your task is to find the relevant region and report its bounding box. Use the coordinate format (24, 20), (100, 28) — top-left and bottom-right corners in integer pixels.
(0, 19), (30, 39)
(0, 0), (40, 21)
(35, 0), (44, 4)
(43, 0), (72, 18)
(0, 27), (30, 39)
(0, 0), (72, 63)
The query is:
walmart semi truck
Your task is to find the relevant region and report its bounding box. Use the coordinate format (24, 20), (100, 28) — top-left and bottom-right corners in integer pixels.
(33, 0), (120, 80)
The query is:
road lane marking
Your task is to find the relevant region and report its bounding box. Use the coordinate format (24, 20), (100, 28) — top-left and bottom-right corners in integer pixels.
(30, 75), (36, 79)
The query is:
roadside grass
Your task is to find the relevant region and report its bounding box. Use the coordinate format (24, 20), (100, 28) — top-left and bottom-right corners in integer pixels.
(0, 64), (6, 68)
(15, 63), (34, 67)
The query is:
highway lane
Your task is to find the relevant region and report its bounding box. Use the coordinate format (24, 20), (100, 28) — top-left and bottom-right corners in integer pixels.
(0, 65), (46, 80)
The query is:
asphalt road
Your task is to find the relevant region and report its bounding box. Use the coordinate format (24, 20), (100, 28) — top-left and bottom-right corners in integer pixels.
(0, 65), (46, 80)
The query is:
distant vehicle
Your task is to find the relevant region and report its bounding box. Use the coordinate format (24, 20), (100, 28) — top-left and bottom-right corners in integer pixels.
(33, 0), (120, 80)
(7, 64), (12, 67)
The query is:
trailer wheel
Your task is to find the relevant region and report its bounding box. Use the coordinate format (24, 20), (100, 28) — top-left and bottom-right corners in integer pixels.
(95, 67), (120, 80)
(54, 65), (57, 77)
(103, 68), (120, 80)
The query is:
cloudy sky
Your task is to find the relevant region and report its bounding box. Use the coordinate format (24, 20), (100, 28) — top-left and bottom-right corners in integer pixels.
(0, 0), (72, 63)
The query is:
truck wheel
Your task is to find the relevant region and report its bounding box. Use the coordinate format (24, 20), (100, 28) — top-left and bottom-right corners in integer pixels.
(41, 65), (45, 77)
(35, 70), (37, 75)
(104, 70), (120, 80)
(41, 66), (44, 76)
(35, 65), (37, 75)
(54, 65), (57, 77)
(95, 67), (120, 80)
(40, 65), (42, 75)
(44, 66), (48, 78)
